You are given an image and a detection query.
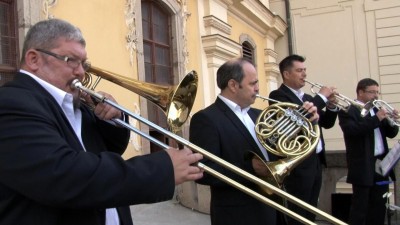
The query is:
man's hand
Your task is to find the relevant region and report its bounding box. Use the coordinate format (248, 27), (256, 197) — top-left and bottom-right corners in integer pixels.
(166, 147), (204, 185)
(326, 88), (339, 109)
(82, 91), (123, 121)
(302, 101), (319, 122)
(252, 157), (268, 177)
(376, 108), (388, 121)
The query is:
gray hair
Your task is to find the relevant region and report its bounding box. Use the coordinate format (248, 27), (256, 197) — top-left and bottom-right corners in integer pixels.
(21, 19), (86, 63)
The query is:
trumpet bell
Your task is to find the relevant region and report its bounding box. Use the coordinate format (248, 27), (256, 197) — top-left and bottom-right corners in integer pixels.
(84, 66), (198, 132)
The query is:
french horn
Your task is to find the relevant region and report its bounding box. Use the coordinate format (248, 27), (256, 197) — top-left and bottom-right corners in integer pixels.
(254, 95), (320, 193)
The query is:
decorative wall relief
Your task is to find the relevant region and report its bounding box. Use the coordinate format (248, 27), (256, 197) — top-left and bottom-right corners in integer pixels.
(125, 0), (139, 66)
(42, 0), (58, 19)
(177, 0), (190, 67)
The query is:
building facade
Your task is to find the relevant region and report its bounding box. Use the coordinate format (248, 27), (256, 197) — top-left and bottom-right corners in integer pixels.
(1, 0), (399, 221)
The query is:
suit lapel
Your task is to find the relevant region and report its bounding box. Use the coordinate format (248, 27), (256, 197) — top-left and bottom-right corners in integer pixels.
(13, 73), (86, 152)
(215, 98), (262, 154)
(279, 84), (303, 105)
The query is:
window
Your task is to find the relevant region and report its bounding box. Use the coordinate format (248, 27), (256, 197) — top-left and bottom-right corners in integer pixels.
(242, 41), (255, 64)
(0, 0), (18, 86)
(142, 0), (173, 152)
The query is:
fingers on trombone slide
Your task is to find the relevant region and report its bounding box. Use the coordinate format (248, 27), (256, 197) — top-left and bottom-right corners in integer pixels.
(166, 147), (204, 185)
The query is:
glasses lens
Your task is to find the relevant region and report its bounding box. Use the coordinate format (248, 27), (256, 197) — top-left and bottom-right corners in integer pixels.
(365, 90), (380, 95)
(67, 59), (80, 69)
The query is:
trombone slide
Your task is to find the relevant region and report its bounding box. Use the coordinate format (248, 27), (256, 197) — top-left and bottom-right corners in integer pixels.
(72, 80), (347, 225)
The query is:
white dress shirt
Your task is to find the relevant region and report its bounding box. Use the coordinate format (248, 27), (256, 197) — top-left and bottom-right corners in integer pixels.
(369, 108), (385, 156)
(21, 70), (120, 225)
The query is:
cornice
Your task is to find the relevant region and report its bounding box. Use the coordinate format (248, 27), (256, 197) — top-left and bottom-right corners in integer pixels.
(201, 34), (241, 59)
(203, 15), (232, 36)
(228, 0), (287, 39)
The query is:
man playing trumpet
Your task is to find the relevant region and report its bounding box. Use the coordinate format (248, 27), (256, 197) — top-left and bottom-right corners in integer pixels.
(268, 54), (339, 225)
(338, 78), (399, 225)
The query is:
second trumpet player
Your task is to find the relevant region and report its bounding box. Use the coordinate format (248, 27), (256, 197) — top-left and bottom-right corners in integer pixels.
(268, 54), (339, 225)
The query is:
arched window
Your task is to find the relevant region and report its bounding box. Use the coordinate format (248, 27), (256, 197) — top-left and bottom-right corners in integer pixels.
(242, 41), (255, 64)
(0, 0), (18, 86)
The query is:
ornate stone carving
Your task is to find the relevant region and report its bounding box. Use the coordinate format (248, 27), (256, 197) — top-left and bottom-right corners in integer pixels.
(177, 0), (190, 66)
(125, 0), (138, 65)
(42, 0), (58, 19)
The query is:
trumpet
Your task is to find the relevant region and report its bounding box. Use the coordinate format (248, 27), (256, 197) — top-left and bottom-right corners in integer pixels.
(361, 100), (400, 127)
(304, 80), (364, 112)
(305, 80), (400, 127)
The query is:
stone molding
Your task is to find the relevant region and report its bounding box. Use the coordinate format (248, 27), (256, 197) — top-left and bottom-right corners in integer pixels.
(203, 15), (232, 36)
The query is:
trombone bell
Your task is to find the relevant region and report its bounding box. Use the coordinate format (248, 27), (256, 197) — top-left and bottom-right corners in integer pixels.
(84, 66), (198, 132)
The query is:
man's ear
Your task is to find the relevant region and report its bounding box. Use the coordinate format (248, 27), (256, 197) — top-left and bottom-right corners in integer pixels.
(227, 79), (238, 93)
(282, 70), (289, 81)
(24, 50), (41, 71)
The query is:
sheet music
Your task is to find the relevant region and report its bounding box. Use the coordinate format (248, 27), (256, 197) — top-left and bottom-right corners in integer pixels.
(376, 140), (400, 176)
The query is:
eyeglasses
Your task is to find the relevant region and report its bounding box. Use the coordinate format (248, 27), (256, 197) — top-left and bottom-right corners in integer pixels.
(364, 90), (380, 95)
(36, 49), (91, 71)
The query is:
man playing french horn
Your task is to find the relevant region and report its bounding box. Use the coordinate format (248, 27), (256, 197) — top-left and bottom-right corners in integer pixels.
(189, 58), (320, 225)
(268, 54), (339, 225)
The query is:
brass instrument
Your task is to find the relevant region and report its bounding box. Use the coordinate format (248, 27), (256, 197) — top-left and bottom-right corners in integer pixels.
(305, 80), (400, 127)
(71, 68), (347, 225)
(254, 95), (320, 190)
(304, 79), (365, 112)
(83, 66), (198, 132)
(361, 100), (400, 127)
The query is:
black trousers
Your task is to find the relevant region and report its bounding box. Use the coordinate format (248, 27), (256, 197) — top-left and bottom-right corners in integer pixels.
(278, 153), (322, 225)
(349, 180), (389, 225)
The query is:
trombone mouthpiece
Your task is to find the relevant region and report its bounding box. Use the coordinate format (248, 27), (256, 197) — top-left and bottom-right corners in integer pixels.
(71, 79), (83, 89)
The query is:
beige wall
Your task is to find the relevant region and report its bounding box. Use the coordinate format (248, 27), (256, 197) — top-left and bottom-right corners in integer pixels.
(271, 0), (400, 151)
(271, 0), (400, 208)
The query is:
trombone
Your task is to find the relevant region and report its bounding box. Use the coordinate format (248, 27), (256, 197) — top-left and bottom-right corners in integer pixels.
(305, 80), (400, 127)
(72, 69), (347, 225)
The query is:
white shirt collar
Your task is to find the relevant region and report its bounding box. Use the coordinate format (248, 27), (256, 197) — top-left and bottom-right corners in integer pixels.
(218, 95), (250, 114)
(284, 84), (304, 100)
(20, 69), (72, 108)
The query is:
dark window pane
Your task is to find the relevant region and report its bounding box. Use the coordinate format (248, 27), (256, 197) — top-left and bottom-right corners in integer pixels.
(142, 0), (172, 131)
(0, 0), (18, 85)
(154, 65), (171, 84)
(155, 45), (170, 66)
(0, 71), (14, 86)
(143, 43), (152, 63)
(153, 8), (168, 44)
(144, 63), (152, 82)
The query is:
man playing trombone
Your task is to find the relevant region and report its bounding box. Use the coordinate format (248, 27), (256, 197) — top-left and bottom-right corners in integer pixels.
(189, 58), (319, 225)
(268, 54), (339, 225)
(338, 78), (399, 225)
(0, 18), (203, 225)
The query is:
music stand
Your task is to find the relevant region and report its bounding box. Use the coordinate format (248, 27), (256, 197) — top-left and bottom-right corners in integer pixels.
(384, 192), (400, 225)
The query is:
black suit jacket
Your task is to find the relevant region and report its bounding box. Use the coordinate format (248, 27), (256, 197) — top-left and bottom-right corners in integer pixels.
(338, 104), (398, 186)
(190, 97), (277, 225)
(0, 73), (176, 225)
(269, 84), (338, 166)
